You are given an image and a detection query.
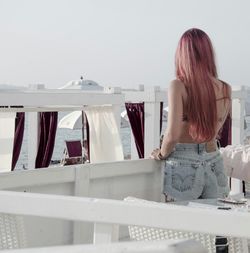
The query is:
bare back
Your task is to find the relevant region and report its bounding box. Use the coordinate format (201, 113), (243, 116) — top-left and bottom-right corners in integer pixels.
(160, 79), (231, 158)
(178, 79), (231, 151)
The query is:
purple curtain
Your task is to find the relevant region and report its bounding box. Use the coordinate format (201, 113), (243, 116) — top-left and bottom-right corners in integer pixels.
(160, 102), (163, 134)
(85, 113), (90, 162)
(125, 103), (144, 158)
(218, 114), (232, 147)
(11, 112), (25, 171)
(35, 112), (58, 168)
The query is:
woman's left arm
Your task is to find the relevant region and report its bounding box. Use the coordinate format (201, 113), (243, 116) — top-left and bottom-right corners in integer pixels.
(151, 80), (184, 160)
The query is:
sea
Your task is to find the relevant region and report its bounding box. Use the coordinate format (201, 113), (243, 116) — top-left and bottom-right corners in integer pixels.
(16, 112), (133, 170)
(15, 112), (250, 170)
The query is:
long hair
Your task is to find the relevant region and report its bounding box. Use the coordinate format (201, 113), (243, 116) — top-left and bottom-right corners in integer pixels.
(175, 28), (218, 142)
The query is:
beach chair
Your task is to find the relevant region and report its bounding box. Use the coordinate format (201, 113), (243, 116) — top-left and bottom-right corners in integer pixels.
(62, 140), (83, 165)
(124, 197), (249, 253)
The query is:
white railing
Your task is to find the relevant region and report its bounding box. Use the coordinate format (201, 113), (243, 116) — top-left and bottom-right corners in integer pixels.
(0, 85), (168, 169)
(0, 240), (205, 253)
(0, 191), (250, 245)
(0, 86), (248, 248)
(0, 159), (161, 200)
(0, 86), (245, 171)
(0, 159), (162, 246)
(231, 86), (248, 194)
(0, 87), (125, 170)
(123, 86), (167, 158)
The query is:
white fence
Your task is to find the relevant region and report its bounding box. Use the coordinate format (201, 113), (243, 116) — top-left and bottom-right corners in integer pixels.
(0, 159), (162, 247)
(0, 240), (206, 253)
(0, 191), (250, 251)
(231, 86), (248, 194)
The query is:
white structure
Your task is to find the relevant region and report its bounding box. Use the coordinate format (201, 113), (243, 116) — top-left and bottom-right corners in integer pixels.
(0, 188), (249, 251)
(0, 86), (124, 170)
(0, 112), (16, 171)
(0, 85), (168, 169)
(123, 85), (167, 159)
(59, 78), (104, 91)
(231, 86), (247, 194)
(0, 159), (162, 246)
(0, 86), (248, 252)
(0, 85), (247, 182)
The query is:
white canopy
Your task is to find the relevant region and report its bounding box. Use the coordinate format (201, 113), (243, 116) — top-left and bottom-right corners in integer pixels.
(59, 79), (103, 91)
(58, 110), (129, 129)
(58, 111), (83, 130)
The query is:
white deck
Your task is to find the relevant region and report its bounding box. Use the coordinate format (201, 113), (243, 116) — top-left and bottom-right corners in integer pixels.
(0, 86), (248, 251)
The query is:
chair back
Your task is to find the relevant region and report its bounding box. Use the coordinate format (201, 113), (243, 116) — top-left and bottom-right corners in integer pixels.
(62, 140), (83, 165)
(124, 197), (249, 253)
(65, 140), (82, 158)
(0, 214), (26, 249)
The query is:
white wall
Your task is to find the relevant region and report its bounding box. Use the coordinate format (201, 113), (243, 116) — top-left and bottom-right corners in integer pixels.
(0, 0), (249, 88)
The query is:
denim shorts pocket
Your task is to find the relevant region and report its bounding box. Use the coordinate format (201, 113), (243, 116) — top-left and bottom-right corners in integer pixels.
(163, 160), (205, 200)
(210, 158), (228, 188)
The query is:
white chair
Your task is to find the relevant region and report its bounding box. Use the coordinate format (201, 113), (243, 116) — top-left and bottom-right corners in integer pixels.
(0, 213), (26, 249)
(124, 197), (249, 253)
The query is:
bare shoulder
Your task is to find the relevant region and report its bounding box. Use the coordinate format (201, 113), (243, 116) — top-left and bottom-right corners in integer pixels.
(168, 79), (186, 94)
(220, 79), (232, 98)
(220, 80), (232, 88)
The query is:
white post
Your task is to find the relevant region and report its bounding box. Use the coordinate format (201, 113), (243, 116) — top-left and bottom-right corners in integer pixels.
(144, 86), (161, 158)
(125, 85), (165, 160)
(27, 84), (45, 169)
(27, 112), (38, 169)
(231, 86), (246, 194)
(104, 87), (123, 135)
(130, 85), (144, 160)
(93, 223), (119, 244)
(0, 112), (16, 172)
(73, 166), (91, 244)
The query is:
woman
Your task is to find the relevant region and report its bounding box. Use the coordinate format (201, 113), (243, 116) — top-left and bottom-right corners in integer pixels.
(151, 28), (231, 201)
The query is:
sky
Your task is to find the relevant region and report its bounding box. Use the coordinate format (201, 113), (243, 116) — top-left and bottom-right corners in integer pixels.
(0, 0), (250, 89)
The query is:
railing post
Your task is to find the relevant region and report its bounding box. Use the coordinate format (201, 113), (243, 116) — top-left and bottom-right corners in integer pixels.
(144, 86), (161, 158)
(231, 86), (246, 194)
(104, 87), (123, 136)
(73, 165), (91, 244)
(123, 85), (166, 160)
(93, 223), (119, 244)
(0, 112), (16, 172)
(27, 84), (45, 169)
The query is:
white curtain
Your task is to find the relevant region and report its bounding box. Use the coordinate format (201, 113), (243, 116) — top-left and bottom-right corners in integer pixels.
(84, 105), (124, 163)
(0, 112), (16, 172)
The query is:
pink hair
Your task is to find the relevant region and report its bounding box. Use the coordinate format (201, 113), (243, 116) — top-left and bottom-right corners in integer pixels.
(175, 28), (219, 142)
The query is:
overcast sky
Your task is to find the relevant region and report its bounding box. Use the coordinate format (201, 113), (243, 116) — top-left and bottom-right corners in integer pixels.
(0, 0), (250, 89)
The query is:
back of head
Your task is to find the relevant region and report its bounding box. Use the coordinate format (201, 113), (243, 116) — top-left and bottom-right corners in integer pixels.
(175, 28), (218, 142)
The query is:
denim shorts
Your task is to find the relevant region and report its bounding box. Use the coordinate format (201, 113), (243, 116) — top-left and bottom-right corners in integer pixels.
(163, 143), (229, 201)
